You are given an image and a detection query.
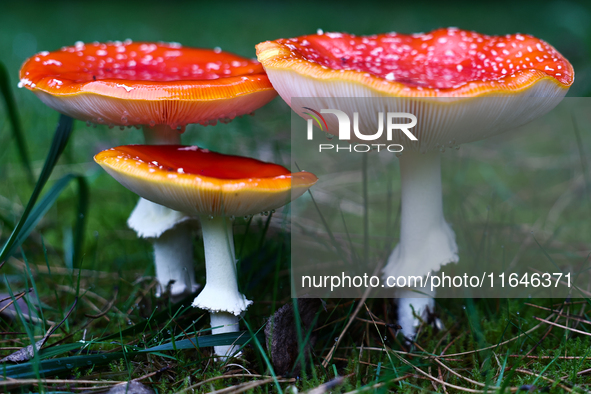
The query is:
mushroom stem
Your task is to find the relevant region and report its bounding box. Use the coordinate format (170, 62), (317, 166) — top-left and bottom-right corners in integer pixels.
(152, 222), (198, 301)
(192, 216), (252, 357)
(383, 151), (458, 339)
(210, 312), (241, 358)
(396, 286), (437, 342)
(127, 199), (198, 301)
(143, 124), (183, 145)
(129, 125), (197, 301)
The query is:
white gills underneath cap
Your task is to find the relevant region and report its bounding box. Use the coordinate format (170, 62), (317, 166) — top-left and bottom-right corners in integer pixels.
(267, 71), (567, 151)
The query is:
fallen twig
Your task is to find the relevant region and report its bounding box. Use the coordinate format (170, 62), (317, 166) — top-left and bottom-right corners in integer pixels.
(533, 316), (591, 337)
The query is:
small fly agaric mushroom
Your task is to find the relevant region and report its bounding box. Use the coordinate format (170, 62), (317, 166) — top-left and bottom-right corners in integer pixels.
(256, 28), (574, 339)
(19, 40), (277, 300)
(94, 144), (318, 357)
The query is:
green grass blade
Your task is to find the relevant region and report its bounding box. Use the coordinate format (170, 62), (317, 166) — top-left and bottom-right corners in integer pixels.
(38, 343), (85, 359)
(1, 331), (261, 380)
(42, 331), (258, 360)
(1, 352), (125, 380)
(0, 115), (74, 264)
(143, 331), (258, 351)
(257, 211), (273, 250)
(295, 162), (351, 267)
(3, 279), (42, 380)
(242, 318), (283, 394)
(0, 61), (34, 184)
(1, 174), (85, 260)
(21, 252), (46, 330)
(572, 115), (590, 200)
(72, 177), (88, 269)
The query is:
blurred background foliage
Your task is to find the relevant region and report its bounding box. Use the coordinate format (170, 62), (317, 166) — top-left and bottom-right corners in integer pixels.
(2, 0), (591, 94)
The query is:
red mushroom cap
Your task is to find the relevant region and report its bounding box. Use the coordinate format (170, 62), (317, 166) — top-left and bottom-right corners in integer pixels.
(256, 28), (573, 98)
(94, 145), (318, 216)
(20, 40), (277, 128)
(256, 28), (574, 151)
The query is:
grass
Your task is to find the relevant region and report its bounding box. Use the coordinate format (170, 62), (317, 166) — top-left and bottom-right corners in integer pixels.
(1, 0), (591, 392)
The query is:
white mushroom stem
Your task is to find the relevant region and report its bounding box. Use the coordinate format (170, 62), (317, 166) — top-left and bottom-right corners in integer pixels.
(143, 124), (183, 145)
(127, 125), (197, 301)
(192, 216), (252, 357)
(152, 222), (197, 299)
(209, 312), (241, 359)
(383, 151), (458, 340)
(396, 287), (436, 343)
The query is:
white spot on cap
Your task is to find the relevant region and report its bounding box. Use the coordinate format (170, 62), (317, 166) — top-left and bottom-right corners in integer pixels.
(43, 59), (62, 66)
(115, 84), (134, 92)
(18, 78), (35, 88)
(179, 146), (200, 151)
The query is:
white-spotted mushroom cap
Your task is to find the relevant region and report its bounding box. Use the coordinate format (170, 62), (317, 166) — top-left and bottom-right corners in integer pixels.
(19, 41), (277, 129)
(256, 28), (574, 151)
(94, 144), (318, 216)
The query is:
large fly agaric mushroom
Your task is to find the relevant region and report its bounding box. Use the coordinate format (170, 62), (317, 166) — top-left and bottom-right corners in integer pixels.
(95, 144), (318, 356)
(256, 28), (574, 339)
(19, 40), (277, 300)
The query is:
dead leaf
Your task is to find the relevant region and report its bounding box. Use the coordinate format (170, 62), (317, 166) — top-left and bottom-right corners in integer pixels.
(0, 298), (77, 363)
(0, 326), (53, 363)
(107, 381), (155, 394)
(265, 298), (323, 376)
